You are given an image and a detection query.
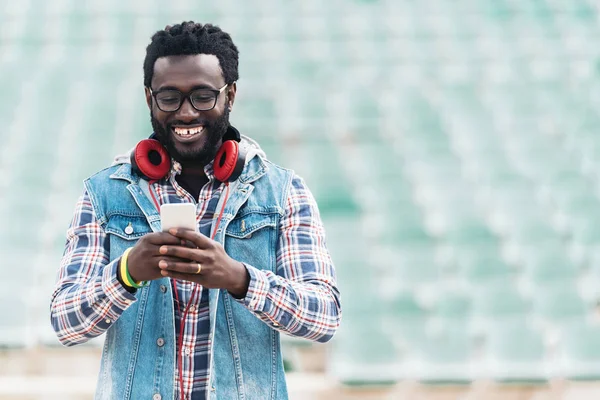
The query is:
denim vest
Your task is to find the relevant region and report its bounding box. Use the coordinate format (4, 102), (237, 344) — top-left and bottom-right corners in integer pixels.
(84, 153), (293, 400)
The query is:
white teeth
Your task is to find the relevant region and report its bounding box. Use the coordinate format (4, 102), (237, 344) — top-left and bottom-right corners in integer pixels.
(174, 126), (204, 136)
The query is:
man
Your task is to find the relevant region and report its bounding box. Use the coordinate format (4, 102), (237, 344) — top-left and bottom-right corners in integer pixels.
(50, 21), (341, 400)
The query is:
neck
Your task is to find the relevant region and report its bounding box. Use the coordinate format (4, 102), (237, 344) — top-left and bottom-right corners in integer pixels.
(176, 164), (209, 201)
(179, 164), (207, 178)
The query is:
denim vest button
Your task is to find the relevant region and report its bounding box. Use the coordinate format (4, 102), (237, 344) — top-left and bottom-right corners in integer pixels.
(156, 338), (165, 347)
(124, 224), (133, 235)
(160, 285), (167, 293)
(153, 394), (161, 400)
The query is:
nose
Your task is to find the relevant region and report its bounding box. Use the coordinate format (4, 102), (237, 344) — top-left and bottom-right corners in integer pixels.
(175, 97), (200, 123)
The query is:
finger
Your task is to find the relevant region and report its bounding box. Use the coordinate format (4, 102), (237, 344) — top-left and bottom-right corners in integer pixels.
(159, 269), (204, 283)
(145, 232), (183, 245)
(182, 239), (196, 249)
(168, 228), (213, 249)
(154, 255), (186, 264)
(158, 245), (206, 262)
(149, 240), (190, 252)
(158, 259), (204, 275)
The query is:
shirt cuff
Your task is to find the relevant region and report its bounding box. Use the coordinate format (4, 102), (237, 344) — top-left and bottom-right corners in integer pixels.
(101, 259), (138, 308)
(234, 264), (270, 312)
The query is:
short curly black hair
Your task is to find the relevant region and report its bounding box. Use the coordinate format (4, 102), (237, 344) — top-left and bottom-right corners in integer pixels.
(143, 21), (239, 88)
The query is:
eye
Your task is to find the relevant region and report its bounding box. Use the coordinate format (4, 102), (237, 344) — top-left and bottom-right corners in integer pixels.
(160, 97), (180, 104)
(156, 91), (181, 104)
(192, 91), (215, 103)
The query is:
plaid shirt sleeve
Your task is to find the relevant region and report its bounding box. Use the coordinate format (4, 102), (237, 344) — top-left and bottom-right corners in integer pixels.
(50, 189), (137, 346)
(235, 174), (342, 343)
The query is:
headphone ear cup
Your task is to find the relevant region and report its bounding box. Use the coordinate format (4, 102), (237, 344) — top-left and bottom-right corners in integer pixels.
(213, 140), (246, 183)
(131, 139), (171, 181)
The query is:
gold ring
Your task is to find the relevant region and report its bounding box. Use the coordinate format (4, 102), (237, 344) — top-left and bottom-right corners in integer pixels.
(195, 262), (202, 274)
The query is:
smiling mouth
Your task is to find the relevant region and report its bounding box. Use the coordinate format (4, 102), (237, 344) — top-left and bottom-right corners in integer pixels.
(172, 125), (205, 137)
(171, 125), (207, 143)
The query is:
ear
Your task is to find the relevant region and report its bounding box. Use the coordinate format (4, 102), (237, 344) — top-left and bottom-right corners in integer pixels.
(145, 87), (153, 110)
(226, 82), (237, 111)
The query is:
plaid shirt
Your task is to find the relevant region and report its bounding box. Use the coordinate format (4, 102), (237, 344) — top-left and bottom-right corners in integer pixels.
(51, 158), (341, 400)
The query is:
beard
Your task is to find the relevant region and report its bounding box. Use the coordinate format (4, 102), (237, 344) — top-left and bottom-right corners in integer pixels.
(150, 108), (230, 167)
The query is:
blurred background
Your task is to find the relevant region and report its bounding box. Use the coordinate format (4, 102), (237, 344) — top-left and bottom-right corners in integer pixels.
(1, 0), (600, 399)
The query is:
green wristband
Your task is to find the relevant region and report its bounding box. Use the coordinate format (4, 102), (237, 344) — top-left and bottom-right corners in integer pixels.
(122, 248), (150, 289)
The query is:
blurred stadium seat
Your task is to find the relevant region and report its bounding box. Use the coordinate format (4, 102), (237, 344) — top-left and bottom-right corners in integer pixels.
(2, 0), (600, 398)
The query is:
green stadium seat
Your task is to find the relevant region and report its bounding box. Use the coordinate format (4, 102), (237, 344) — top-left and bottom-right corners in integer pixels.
(569, 220), (600, 265)
(505, 218), (561, 244)
(470, 283), (529, 336)
(521, 245), (580, 269)
(538, 170), (592, 201)
(558, 322), (600, 381)
(312, 182), (360, 216)
(377, 217), (432, 245)
(439, 220), (499, 248)
(522, 260), (578, 293)
(456, 253), (512, 288)
(484, 324), (548, 383)
(452, 243), (505, 268)
(354, 142), (404, 181)
(411, 326), (474, 384)
(571, 220), (600, 246)
(380, 245), (441, 287)
(430, 290), (472, 332)
(555, 193), (600, 217)
(565, 206), (600, 232)
(329, 320), (401, 387)
(532, 286), (588, 326)
(383, 291), (428, 347)
(235, 96), (277, 121)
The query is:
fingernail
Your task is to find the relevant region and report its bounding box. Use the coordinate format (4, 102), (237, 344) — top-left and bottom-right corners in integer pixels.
(161, 270), (169, 276)
(159, 246), (168, 254)
(158, 260), (167, 269)
(169, 228), (177, 235)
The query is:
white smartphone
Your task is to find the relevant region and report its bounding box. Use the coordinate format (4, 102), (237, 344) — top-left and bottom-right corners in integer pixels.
(160, 203), (197, 232)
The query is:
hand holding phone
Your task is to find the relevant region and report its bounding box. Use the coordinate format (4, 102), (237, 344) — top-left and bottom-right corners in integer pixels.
(123, 203), (197, 283)
(160, 203), (197, 232)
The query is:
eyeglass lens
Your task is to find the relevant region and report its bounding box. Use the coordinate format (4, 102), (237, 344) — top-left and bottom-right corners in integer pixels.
(155, 89), (217, 111)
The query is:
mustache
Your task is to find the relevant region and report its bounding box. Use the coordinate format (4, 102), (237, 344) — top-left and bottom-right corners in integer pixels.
(166, 119), (212, 129)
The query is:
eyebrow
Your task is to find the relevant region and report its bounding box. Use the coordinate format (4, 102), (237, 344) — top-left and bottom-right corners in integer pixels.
(157, 84), (218, 91)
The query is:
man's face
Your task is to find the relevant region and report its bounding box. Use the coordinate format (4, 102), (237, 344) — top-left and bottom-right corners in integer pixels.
(146, 54), (237, 167)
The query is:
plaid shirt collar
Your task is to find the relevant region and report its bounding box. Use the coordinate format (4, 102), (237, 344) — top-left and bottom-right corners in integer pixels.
(170, 159), (215, 181)
(167, 159), (218, 200)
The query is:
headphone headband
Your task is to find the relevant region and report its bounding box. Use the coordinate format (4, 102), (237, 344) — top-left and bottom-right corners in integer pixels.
(223, 125), (241, 142)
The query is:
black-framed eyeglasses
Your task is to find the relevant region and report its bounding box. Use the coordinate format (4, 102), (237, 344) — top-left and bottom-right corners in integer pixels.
(149, 83), (229, 112)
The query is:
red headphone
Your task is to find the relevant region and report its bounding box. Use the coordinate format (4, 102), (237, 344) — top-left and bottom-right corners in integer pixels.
(130, 125), (247, 183)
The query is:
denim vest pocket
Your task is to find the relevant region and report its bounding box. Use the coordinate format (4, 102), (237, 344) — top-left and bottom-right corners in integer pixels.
(224, 212), (279, 276)
(225, 212), (278, 239)
(105, 214), (153, 241)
